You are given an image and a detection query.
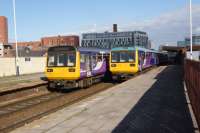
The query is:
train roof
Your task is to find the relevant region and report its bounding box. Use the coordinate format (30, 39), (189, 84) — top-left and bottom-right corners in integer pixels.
(78, 47), (110, 54)
(48, 46), (110, 54)
(111, 47), (159, 53)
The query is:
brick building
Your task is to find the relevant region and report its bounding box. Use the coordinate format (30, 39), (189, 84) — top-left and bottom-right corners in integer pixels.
(11, 35), (80, 50)
(0, 16), (80, 57)
(41, 35), (79, 47)
(0, 44), (13, 57)
(11, 41), (42, 51)
(0, 16), (8, 44)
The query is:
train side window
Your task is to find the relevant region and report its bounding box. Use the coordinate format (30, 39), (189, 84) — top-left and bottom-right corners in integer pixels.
(92, 55), (97, 69)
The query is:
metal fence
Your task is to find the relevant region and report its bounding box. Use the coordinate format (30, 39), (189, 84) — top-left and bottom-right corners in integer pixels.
(184, 59), (200, 128)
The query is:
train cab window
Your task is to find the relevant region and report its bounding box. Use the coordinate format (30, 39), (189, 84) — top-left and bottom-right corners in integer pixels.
(67, 53), (76, 67)
(48, 55), (55, 66)
(111, 52), (120, 62)
(120, 51), (135, 62)
(120, 52), (127, 62)
(128, 51), (135, 62)
(111, 51), (135, 63)
(48, 52), (76, 67)
(57, 53), (65, 66)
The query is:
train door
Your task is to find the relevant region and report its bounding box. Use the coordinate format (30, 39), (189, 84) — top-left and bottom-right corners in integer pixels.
(85, 54), (92, 77)
(138, 51), (145, 71)
(144, 51), (147, 67)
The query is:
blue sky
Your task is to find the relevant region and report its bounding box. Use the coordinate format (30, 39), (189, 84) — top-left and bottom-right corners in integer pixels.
(0, 0), (200, 48)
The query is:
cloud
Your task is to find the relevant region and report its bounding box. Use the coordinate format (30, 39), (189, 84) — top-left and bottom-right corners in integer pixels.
(77, 5), (200, 49)
(195, 27), (200, 32)
(120, 5), (200, 49)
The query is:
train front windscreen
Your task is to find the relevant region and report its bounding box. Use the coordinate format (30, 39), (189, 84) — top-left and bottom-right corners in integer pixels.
(47, 46), (76, 67)
(47, 52), (76, 67)
(111, 51), (135, 63)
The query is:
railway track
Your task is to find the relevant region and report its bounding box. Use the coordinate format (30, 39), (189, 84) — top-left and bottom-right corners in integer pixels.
(0, 66), (156, 133)
(0, 83), (48, 106)
(0, 83), (115, 132)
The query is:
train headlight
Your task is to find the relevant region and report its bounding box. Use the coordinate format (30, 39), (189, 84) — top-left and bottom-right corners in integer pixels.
(130, 64), (135, 67)
(69, 68), (75, 72)
(111, 64), (116, 67)
(47, 69), (53, 72)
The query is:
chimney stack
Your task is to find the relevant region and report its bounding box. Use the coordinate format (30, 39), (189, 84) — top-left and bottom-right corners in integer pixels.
(0, 16), (8, 45)
(113, 24), (117, 32)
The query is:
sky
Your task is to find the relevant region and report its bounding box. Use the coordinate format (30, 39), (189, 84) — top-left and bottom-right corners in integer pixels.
(0, 0), (200, 49)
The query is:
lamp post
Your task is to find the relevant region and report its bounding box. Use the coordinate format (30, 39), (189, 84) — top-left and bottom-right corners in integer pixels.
(13, 0), (19, 76)
(189, 0), (193, 60)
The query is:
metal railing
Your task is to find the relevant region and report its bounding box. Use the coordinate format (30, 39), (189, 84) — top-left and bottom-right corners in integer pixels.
(184, 59), (200, 128)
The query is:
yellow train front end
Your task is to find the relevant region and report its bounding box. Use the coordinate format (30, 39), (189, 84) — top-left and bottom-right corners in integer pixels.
(45, 46), (81, 89)
(109, 47), (139, 78)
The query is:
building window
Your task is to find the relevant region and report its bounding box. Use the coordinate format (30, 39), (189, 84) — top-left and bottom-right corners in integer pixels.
(25, 57), (31, 61)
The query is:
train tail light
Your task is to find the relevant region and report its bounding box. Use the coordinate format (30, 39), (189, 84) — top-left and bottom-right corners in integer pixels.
(111, 64), (116, 67)
(47, 69), (53, 72)
(69, 68), (76, 72)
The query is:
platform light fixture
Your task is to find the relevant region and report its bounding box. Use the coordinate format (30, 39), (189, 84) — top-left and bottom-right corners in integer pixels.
(12, 0), (20, 76)
(189, 0), (193, 60)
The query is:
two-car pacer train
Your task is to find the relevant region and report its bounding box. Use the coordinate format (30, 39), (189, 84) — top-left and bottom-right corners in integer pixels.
(110, 47), (168, 79)
(45, 46), (168, 89)
(109, 47), (164, 79)
(45, 46), (110, 89)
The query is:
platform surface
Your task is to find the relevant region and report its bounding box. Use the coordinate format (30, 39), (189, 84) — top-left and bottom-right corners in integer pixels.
(0, 73), (45, 92)
(11, 66), (195, 133)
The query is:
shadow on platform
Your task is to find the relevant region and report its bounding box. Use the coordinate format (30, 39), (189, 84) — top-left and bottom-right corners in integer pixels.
(112, 66), (195, 133)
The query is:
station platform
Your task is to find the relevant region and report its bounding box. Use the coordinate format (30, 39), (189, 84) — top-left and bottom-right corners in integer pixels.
(11, 66), (195, 133)
(0, 73), (45, 92)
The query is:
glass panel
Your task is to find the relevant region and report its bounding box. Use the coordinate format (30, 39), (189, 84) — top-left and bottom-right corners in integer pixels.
(111, 52), (120, 62)
(67, 53), (76, 67)
(128, 51), (135, 62)
(57, 53), (65, 66)
(111, 51), (135, 63)
(80, 54), (85, 63)
(47, 52), (76, 67)
(120, 52), (127, 62)
(48, 55), (55, 66)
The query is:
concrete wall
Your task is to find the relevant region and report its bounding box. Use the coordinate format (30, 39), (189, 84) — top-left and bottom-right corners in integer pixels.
(0, 57), (46, 77)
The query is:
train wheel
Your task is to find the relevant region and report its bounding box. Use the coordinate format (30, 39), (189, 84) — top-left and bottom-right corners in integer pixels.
(78, 80), (84, 89)
(47, 82), (56, 91)
(85, 78), (89, 88)
(83, 78), (92, 89)
(88, 78), (92, 87)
